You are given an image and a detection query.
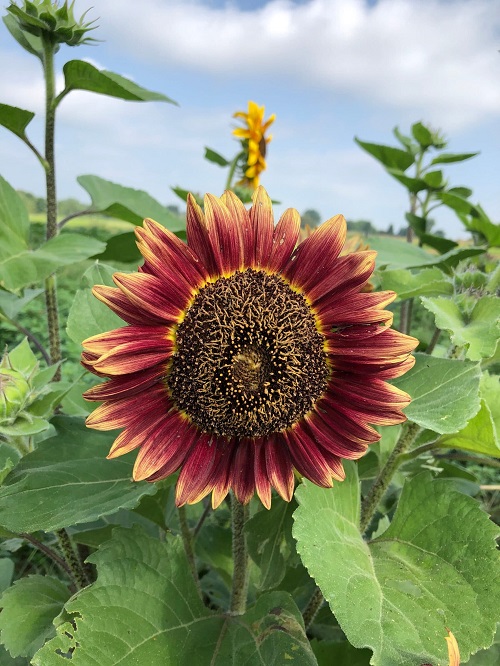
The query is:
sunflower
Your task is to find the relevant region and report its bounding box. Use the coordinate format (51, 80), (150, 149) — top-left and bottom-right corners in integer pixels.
(233, 101), (275, 189)
(83, 188), (417, 509)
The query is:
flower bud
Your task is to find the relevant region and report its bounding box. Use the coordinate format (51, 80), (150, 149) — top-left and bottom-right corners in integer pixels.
(0, 368), (30, 423)
(6, 0), (97, 48)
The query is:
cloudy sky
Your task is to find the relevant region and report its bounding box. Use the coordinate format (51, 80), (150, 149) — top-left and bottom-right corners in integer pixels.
(1, 0), (499, 238)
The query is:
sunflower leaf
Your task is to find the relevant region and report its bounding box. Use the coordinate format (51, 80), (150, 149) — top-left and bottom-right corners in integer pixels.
(420, 295), (500, 361)
(0, 103), (35, 142)
(0, 417), (157, 532)
(392, 353), (481, 433)
(0, 576), (70, 659)
(379, 267), (452, 300)
(293, 464), (500, 666)
(33, 526), (317, 666)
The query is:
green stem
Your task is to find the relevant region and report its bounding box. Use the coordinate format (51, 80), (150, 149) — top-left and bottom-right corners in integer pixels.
(360, 421), (421, 534)
(302, 587), (324, 631)
(399, 298), (414, 335)
(55, 529), (90, 589)
(41, 37), (62, 381)
(426, 327), (441, 355)
(0, 314), (51, 365)
(177, 505), (202, 600)
(225, 151), (245, 191)
(230, 494), (249, 615)
(19, 533), (76, 592)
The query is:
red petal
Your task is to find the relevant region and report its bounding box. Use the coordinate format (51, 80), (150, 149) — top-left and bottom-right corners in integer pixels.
(175, 434), (227, 506)
(232, 440), (256, 505)
(254, 439), (272, 509)
(265, 209), (300, 272)
(283, 215), (347, 292)
(249, 186), (274, 268)
(85, 386), (167, 431)
(265, 434), (295, 501)
(211, 439), (236, 509)
(316, 291), (396, 328)
(139, 217), (209, 285)
(88, 340), (172, 376)
(284, 428), (334, 488)
(220, 190), (253, 268)
(186, 194), (219, 278)
(92, 285), (164, 326)
(306, 410), (374, 459)
(133, 412), (195, 481)
(204, 193), (244, 275)
(306, 251), (377, 304)
(327, 328), (418, 360)
(81, 351), (107, 377)
(82, 325), (169, 356)
(107, 411), (168, 459)
(113, 272), (186, 323)
(83, 365), (164, 401)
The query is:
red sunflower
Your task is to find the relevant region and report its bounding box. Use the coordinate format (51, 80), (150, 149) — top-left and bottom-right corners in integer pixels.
(83, 188), (417, 509)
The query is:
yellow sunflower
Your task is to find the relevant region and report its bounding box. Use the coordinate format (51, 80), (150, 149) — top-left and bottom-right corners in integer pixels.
(233, 101), (275, 189)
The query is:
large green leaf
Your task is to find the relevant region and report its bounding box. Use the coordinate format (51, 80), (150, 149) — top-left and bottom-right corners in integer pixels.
(60, 60), (177, 104)
(311, 640), (371, 666)
(33, 527), (316, 666)
(392, 353), (481, 433)
(0, 176), (30, 260)
(77, 175), (185, 231)
(66, 262), (123, 345)
(0, 576), (70, 658)
(379, 267), (452, 300)
(420, 295), (500, 361)
(433, 373), (500, 458)
(0, 104), (35, 142)
(293, 464), (500, 666)
(204, 147), (230, 166)
(0, 233), (105, 293)
(0, 417), (157, 532)
(386, 168), (428, 193)
(95, 231), (141, 263)
(367, 236), (484, 271)
(354, 139), (414, 171)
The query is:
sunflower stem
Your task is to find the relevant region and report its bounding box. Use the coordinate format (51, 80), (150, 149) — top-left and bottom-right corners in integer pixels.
(225, 151), (245, 190)
(177, 505), (202, 600)
(360, 421), (421, 534)
(41, 35), (62, 381)
(230, 494), (249, 615)
(19, 532), (76, 591)
(55, 528), (90, 589)
(302, 586), (324, 631)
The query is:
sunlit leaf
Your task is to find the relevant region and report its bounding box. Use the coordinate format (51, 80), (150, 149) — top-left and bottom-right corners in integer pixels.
(293, 464), (500, 666)
(379, 267), (452, 300)
(355, 138), (415, 171)
(0, 104), (35, 142)
(392, 353), (481, 433)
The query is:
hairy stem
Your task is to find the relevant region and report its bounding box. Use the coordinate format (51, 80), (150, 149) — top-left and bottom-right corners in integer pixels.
(57, 208), (95, 230)
(55, 529), (90, 589)
(426, 326), (441, 355)
(193, 500), (212, 538)
(0, 315), (51, 365)
(360, 421), (421, 534)
(19, 532), (76, 591)
(230, 495), (249, 615)
(302, 587), (324, 632)
(42, 37), (62, 380)
(399, 298), (414, 336)
(178, 505), (202, 600)
(225, 151), (245, 191)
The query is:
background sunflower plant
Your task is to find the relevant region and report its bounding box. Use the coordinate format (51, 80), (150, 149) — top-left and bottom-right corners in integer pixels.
(0, 3), (499, 666)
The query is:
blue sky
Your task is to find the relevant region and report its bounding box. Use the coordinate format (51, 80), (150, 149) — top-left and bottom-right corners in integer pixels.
(0, 0), (499, 239)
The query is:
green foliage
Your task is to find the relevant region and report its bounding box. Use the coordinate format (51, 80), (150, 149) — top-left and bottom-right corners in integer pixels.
(0, 104), (34, 142)
(59, 60), (177, 105)
(34, 526), (316, 666)
(0, 575), (70, 658)
(294, 465), (500, 666)
(0, 417), (158, 532)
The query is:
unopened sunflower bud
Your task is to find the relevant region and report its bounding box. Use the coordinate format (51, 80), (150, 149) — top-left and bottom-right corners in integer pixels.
(6, 0), (97, 48)
(0, 368), (30, 423)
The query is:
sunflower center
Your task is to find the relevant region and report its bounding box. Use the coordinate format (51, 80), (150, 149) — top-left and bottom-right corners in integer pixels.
(167, 269), (328, 438)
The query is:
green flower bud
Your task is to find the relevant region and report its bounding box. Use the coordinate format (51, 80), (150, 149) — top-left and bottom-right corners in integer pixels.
(6, 0), (98, 48)
(0, 368), (30, 423)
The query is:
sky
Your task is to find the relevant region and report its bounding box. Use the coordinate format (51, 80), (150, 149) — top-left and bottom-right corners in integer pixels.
(0, 0), (499, 239)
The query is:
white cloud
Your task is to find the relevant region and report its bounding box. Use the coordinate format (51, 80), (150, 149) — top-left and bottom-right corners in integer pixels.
(87, 0), (500, 129)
